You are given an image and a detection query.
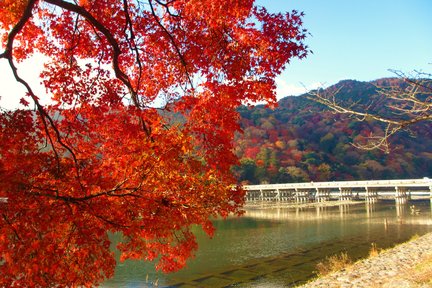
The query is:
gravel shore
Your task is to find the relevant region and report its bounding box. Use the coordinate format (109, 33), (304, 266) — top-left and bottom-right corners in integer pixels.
(300, 232), (432, 288)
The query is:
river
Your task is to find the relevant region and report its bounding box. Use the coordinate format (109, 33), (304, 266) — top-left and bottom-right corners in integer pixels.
(103, 200), (432, 287)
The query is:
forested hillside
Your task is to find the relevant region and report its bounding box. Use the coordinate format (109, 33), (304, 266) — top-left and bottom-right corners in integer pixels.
(234, 78), (432, 184)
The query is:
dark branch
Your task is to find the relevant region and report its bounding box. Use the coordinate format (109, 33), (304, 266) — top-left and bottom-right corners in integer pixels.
(148, 0), (194, 89)
(44, 0), (139, 104)
(2, 214), (22, 242)
(0, 0), (84, 180)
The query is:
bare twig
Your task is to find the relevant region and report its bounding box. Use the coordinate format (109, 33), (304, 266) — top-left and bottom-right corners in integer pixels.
(307, 71), (432, 151)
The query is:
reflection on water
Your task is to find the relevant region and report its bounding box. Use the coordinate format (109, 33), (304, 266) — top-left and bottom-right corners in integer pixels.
(103, 201), (432, 287)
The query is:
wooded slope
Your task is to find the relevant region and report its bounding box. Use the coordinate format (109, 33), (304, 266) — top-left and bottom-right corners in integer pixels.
(234, 78), (432, 184)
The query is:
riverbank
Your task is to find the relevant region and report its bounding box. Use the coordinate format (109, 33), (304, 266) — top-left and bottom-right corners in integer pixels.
(299, 232), (432, 288)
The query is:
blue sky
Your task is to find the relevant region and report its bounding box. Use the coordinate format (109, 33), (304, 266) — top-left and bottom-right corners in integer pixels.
(1, 1), (431, 109)
(257, 0), (432, 98)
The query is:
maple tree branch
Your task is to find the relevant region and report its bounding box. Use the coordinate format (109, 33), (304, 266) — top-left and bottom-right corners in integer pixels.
(44, 0), (139, 104)
(154, 0), (180, 17)
(92, 213), (131, 228)
(31, 186), (143, 203)
(66, 14), (82, 53)
(148, 0), (194, 89)
(122, 0), (135, 40)
(0, 0), (85, 181)
(2, 214), (22, 242)
(44, 0), (156, 139)
(122, 0), (144, 101)
(0, 1), (37, 59)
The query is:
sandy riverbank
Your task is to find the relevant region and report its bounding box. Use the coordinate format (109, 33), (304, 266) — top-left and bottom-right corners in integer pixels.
(299, 232), (432, 288)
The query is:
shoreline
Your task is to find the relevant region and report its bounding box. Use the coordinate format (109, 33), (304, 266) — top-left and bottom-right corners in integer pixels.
(299, 232), (432, 287)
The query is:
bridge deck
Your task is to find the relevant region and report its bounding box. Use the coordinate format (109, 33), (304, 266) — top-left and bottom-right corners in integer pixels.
(244, 178), (432, 203)
(244, 178), (432, 190)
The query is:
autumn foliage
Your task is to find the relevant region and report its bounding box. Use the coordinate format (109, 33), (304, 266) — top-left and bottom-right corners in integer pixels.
(0, 0), (307, 286)
(234, 79), (432, 184)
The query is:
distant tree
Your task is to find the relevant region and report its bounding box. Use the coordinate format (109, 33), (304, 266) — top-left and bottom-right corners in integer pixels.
(319, 132), (336, 153)
(235, 158), (258, 184)
(0, 0), (308, 286)
(284, 166), (310, 182)
(316, 163), (332, 181)
(274, 140), (286, 150)
(308, 71), (432, 152)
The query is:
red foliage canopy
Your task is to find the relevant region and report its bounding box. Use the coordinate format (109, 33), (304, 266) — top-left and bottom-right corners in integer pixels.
(0, 0), (307, 286)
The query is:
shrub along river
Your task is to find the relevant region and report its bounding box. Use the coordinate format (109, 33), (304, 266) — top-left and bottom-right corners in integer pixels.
(104, 200), (432, 287)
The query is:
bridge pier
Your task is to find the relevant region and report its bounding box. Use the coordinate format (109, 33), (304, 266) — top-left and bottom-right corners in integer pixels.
(279, 189), (293, 202)
(245, 190), (259, 201)
(395, 186), (408, 205)
(263, 189), (278, 201)
(275, 189), (280, 202)
(365, 187), (378, 203)
(338, 187), (353, 201)
(263, 189), (269, 201)
(315, 188), (330, 202)
(295, 188), (309, 203)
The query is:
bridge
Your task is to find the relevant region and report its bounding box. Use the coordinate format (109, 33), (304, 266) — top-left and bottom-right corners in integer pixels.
(244, 178), (432, 204)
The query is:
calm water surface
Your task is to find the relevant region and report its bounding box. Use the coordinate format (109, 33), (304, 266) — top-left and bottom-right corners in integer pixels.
(104, 200), (432, 287)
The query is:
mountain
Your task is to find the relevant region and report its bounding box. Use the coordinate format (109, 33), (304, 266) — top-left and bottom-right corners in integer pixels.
(233, 78), (432, 184)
